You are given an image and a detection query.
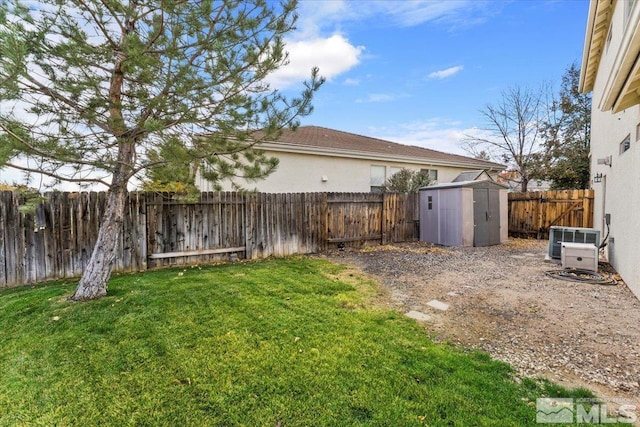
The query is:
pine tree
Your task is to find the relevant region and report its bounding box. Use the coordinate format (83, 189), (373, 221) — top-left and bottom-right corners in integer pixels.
(540, 63), (591, 189)
(0, 0), (323, 300)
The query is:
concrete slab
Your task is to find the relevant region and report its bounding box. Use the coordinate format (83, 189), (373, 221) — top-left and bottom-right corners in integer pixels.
(426, 299), (449, 311)
(405, 310), (431, 322)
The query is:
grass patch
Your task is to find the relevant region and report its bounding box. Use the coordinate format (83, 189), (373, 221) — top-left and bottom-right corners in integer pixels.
(0, 258), (603, 426)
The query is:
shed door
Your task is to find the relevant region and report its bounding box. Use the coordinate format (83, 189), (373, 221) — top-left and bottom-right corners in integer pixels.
(473, 188), (501, 246)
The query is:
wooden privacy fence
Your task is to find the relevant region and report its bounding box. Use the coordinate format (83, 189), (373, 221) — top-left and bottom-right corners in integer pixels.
(508, 189), (594, 239)
(0, 191), (418, 288)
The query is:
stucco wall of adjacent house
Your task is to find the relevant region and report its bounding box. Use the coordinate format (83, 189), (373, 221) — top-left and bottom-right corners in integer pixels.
(589, 1), (640, 299)
(196, 150), (481, 193)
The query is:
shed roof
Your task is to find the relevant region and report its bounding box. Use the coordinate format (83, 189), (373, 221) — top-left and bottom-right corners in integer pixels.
(452, 170), (494, 182)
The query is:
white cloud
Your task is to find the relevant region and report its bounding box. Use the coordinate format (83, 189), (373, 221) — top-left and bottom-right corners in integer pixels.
(367, 119), (492, 157)
(296, 1), (349, 39)
(384, 1), (475, 27)
(343, 78), (360, 86)
(273, 0), (493, 90)
(428, 65), (464, 80)
(355, 92), (414, 103)
(265, 35), (364, 89)
(356, 93), (396, 103)
(297, 0), (493, 30)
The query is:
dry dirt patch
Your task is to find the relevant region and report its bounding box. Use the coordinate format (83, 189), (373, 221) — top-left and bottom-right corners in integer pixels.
(321, 239), (640, 408)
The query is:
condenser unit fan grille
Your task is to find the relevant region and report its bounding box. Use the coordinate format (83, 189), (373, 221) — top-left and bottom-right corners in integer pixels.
(548, 226), (600, 259)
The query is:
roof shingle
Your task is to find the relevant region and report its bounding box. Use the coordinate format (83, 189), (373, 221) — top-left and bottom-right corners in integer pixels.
(267, 126), (504, 169)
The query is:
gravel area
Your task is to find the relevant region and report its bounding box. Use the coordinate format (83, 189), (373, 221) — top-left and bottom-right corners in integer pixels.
(321, 239), (640, 411)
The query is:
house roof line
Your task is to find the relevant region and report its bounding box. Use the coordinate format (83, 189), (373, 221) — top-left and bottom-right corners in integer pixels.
(259, 141), (504, 170)
(261, 126), (505, 171)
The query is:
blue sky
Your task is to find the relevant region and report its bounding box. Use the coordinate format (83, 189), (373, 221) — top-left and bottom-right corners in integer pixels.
(271, 0), (590, 156)
(0, 0), (590, 188)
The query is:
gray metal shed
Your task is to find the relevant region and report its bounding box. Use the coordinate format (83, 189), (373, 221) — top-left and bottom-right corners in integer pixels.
(419, 180), (509, 247)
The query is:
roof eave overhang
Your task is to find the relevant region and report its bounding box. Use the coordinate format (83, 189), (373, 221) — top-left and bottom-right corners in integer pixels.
(259, 141), (506, 171)
(582, 0), (640, 112)
(603, 0), (640, 112)
(580, 0), (613, 94)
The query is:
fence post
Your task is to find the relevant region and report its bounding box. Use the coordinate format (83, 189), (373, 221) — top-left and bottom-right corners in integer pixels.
(137, 192), (148, 271)
(381, 193), (390, 244)
(535, 192), (544, 239)
(583, 190), (593, 228)
(0, 192), (8, 287)
(244, 193), (257, 260)
(320, 193), (328, 251)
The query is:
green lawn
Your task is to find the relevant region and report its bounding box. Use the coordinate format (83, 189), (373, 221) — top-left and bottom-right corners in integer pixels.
(0, 258), (597, 426)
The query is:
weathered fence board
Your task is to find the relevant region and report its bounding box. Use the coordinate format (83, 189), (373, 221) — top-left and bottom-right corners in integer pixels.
(0, 194), (6, 286)
(508, 189), (595, 239)
(327, 193), (384, 246)
(0, 191), (418, 288)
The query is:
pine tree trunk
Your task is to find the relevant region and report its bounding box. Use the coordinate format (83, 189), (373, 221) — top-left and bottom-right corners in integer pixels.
(69, 183), (128, 301)
(70, 139), (134, 301)
(70, 26), (133, 301)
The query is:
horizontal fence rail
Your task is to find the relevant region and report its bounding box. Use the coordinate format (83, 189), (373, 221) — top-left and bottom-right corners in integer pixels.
(0, 191), (419, 288)
(508, 189), (594, 239)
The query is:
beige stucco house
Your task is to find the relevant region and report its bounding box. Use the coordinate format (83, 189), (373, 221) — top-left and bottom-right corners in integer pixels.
(196, 126), (505, 193)
(579, 0), (640, 299)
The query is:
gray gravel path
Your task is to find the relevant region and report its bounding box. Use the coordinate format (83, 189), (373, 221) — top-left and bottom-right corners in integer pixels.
(322, 239), (640, 410)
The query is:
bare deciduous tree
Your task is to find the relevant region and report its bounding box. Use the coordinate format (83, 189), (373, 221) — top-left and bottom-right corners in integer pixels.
(464, 86), (547, 192)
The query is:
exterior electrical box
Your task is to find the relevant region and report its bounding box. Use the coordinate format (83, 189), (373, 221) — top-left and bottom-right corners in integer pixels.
(561, 242), (598, 272)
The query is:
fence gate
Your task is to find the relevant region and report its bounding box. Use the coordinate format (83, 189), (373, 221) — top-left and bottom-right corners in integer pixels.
(326, 193), (383, 246)
(508, 189), (594, 239)
(325, 193), (415, 247)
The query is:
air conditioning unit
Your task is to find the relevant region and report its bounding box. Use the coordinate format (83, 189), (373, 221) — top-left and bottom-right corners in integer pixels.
(548, 226), (601, 259)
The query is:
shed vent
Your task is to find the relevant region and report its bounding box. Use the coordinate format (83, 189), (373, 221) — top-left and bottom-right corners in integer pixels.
(548, 226), (601, 259)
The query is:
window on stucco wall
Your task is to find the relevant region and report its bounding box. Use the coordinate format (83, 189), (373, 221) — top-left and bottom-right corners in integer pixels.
(370, 165), (385, 192)
(620, 134), (631, 154)
(421, 168), (438, 182)
(388, 167), (402, 178)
